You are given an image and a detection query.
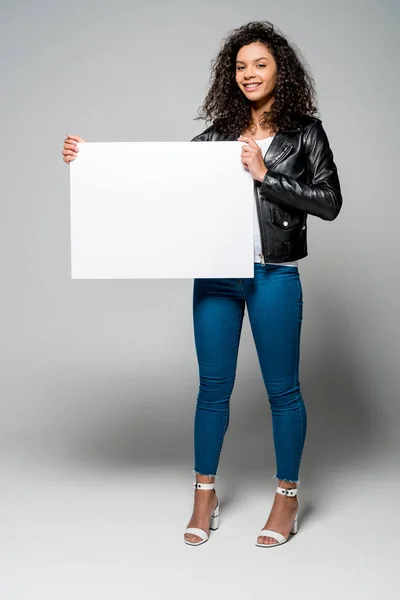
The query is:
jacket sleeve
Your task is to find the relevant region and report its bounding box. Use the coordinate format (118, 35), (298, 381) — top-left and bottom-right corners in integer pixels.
(190, 128), (212, 142)
(259, 120), (343, 221)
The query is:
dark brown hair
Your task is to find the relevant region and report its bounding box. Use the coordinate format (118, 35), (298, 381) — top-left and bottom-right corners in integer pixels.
(195, 20), (319, 136)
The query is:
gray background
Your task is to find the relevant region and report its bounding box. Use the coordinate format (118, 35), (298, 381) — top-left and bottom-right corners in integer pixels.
(1, 1), (398, 598)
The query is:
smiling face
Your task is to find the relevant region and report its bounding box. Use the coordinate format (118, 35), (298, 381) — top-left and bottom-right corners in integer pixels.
(235, 42), (278, 104)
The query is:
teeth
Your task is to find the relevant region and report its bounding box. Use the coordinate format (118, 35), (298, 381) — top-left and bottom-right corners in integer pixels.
(245, 83), (260, 88)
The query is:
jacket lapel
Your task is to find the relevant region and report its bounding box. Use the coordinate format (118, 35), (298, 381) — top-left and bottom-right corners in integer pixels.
(263, 133), (293, 169)
(222, 130), (294, 170)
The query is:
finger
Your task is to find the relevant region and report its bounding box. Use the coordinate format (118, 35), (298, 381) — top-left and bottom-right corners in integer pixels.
(238, 136), (260, 149)
(241, 143), (256, 151)
(64, 142), (78, 150)
(237, 135), (254, 144)
(241, 148), (256, 157)
(62, 146), (78, 154)
(62, 149), (78, 157)
(65, 135), (86, 143)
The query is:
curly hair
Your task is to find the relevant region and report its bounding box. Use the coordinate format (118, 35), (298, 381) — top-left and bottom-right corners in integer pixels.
(194, 21), (319, 136)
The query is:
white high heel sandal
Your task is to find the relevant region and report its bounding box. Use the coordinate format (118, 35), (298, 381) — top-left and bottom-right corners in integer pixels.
(184, 481), (220, 546)
(256, 484), (299, 548)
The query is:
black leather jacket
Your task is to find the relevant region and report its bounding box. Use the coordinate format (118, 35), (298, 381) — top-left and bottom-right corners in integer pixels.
(191, 115), (342, 264)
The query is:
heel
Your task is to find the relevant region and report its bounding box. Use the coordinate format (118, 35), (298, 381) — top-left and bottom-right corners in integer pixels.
(210, 504), (220, 530)
(210, 514), (219, 530)
(290, 513), (298, 535)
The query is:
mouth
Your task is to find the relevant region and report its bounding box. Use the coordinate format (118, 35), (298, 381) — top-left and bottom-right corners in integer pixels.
(243, 82), (262, 91)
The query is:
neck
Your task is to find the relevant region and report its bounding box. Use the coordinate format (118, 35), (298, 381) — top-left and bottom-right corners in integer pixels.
(250, 95), (274, 123)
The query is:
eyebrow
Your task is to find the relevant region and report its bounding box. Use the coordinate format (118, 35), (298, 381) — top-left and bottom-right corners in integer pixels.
(236, 57), (269, 64)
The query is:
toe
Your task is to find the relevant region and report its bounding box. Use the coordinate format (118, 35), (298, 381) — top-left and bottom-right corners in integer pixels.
(267, 536), (278, 544)
(185, 533), (201, 544)
(257, 535), (278, 545)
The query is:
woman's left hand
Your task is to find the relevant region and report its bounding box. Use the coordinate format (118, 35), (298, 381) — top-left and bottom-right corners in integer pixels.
(237, 136), (268, 182)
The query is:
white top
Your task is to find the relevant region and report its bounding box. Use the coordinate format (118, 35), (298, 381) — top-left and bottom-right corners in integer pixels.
(253, 136), (299, 268)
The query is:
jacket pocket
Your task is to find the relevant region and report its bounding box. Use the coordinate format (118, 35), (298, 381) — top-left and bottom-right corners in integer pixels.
(271, 207), (301, 229)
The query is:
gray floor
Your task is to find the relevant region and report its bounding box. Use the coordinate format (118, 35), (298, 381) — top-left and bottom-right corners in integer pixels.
(2, 433), (398, 600)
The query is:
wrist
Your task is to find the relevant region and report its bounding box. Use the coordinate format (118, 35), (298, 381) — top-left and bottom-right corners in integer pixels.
(257, 167), (268, 183)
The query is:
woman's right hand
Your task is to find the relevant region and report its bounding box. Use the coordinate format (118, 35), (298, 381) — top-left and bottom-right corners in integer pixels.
(62, 134), (87, 165)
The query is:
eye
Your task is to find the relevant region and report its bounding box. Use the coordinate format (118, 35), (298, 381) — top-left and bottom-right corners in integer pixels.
(236, 64), (266, 71)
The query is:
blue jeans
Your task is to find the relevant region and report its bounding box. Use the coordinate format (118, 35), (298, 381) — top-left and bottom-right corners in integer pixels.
(192, 263), (307, 483)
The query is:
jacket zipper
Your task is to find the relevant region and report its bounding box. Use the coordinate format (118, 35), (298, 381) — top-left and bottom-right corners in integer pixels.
(255, 182), (267, 266)
(255, 143), (293, 266)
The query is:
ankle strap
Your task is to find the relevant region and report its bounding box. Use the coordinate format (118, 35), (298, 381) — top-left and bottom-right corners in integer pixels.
(277, 485), (298, 497)
(193, 481), (215, 490)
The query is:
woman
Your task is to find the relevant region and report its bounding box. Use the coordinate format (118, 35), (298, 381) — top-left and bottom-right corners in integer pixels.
(61, 20), (342, 548)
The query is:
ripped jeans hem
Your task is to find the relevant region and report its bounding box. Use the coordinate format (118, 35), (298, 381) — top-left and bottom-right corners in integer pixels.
(272, 474), (302, 488)
(193, 469), (220, 481)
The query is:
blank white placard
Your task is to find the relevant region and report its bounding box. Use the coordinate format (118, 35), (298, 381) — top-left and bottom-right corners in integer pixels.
(69, 141), (255, 278)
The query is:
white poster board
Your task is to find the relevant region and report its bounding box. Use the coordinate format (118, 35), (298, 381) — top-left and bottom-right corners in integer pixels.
(69, 141), (255, 278)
